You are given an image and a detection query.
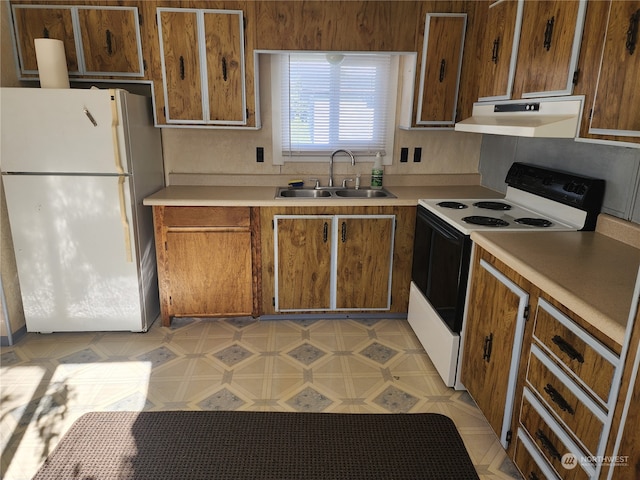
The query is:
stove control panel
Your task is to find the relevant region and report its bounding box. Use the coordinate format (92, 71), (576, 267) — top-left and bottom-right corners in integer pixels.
(506, 163), (605, 212)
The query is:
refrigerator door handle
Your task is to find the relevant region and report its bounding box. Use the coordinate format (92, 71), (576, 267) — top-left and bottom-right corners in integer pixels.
(118, 176), (133, 262)
(110, 94), (125, 175)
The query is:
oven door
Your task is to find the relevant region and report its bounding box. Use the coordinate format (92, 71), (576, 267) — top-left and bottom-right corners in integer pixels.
(411, 205), (472, 334)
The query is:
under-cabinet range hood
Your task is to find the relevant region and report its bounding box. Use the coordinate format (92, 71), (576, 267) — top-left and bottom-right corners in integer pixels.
(455, 97), (584, 138)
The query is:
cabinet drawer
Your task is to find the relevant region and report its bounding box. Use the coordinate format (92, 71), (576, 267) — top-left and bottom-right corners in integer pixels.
(533, 298), (619, 404)
(163, 206), (250, 227)
(520, 389), (592, 480)
(515, 428), (560, 480)
(527, 345), (606, 454)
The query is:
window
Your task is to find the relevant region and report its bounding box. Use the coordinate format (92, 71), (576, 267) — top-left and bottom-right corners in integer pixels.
(271, 53), (398, 164)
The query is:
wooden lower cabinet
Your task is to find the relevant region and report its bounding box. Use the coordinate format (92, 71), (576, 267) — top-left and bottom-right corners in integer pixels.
(461, 246), (534, 453)
(261, 206), (415, 316)
(463, 245), (637, 480)
(152, 206), (259, 326)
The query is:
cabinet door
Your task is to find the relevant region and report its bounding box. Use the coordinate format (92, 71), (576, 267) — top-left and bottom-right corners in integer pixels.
(275, 216), (332, 311)
(165, 230), (253, 316)
(11, 5), (79, 74)
(589, 1), (640, 137)
(513, 0), (586, 97)
(203, 10), (246, 124)
(416, 13), (467, 125)
(76, 7), (143, 76)
(477, 1), (522, 100)
(461, 255), (529, 449)
(158, 9), (204, 123)
(336, 216), (394, 310)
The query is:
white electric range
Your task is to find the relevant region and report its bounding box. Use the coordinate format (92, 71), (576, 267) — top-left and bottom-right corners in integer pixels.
(409, 162), (606, 389)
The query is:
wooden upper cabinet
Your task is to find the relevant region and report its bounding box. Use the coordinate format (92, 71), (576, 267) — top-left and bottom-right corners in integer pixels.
(76, 7), (143, 76)
(203, 11), (245, 123)
(513, 0), (587, 98)
(589, 0), (640, 138)
(157, 8), (247, 125)
(11, 5), (79, 74)
(477, 0), (522, 101)
(11, 5), (143, 78)
(416, 13), (467, 125)
(158, 9), (203, 122)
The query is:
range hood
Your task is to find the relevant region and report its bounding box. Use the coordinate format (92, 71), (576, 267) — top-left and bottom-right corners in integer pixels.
(455, 97), (583, 138)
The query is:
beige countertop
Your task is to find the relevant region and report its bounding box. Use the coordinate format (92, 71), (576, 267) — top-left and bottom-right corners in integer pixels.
(471, 225), (640, 346)
(143, 184), (501, 207)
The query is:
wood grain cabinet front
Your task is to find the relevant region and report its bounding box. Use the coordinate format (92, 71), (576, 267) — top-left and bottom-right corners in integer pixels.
(415, 13), (467, 126)
(588, 0), (640, 138)
(260, 206), (414, 316)
(11, 4), (144, 78)
(460, 247), (533, 454)
(156, 7), (247, 126)
(151, 206), (259, 326)
(273, 214), (394, 312)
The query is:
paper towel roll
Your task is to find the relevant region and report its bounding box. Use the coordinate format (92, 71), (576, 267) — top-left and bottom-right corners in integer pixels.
(34, 38), (70, 88)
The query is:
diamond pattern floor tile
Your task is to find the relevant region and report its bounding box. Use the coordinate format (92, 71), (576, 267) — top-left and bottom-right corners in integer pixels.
(1, 317), (522, 480)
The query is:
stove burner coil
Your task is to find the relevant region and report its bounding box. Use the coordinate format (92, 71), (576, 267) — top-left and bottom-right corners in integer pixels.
(462, 216), (510, 227)
(437, 201), (468, 209)
(473, 201), (512, 211)
(515, 218), (553, 227)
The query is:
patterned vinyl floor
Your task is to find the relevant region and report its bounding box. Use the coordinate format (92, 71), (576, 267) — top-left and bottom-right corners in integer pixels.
(0, 317), (522, 480)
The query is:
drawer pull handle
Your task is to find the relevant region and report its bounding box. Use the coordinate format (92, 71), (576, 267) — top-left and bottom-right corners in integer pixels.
(543, 16), (555, 51)
(544, 383), (575, 415)
(491, 37), (500, 64)
(535, 429), (562, 461)
(552, 335), (584, 363)
(483, 333), (493, 362)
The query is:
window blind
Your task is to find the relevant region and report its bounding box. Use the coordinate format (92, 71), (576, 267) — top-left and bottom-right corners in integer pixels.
(280, 53), (392, 157)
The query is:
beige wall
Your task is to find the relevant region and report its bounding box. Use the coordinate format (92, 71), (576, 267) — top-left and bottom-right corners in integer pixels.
(1, 0), (26, 340)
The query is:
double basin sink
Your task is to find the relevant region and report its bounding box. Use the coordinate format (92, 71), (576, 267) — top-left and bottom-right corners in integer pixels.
(276, 186), (396, 199)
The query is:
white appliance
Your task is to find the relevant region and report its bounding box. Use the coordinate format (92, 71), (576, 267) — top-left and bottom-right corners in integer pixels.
(408, 163), (605, 388)
(454, 96), (584, 138)
(0, 88), (164, 333)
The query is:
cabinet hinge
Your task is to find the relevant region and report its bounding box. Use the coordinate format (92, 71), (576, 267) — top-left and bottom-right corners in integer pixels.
(505, 430), (512, 446)
(169, 296), (172, 305)
(572, 69), (579, 85)
(143, 59), (147, 71)
(164, 241), (168, 251)
(271, 219), (275, 229)
(524, 305), (530, 320)
(138, 13), (143, 25)
(589, 108), (593, 121)
(272, 297), (275, 306)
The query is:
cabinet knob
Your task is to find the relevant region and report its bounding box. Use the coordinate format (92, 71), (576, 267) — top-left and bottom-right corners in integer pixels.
(491, 37), (500, 64)
(551, 335), (584, 363)
(106, 29), (113, 55)
(626, 9), (640, 55)
(543, 16), (555, 51)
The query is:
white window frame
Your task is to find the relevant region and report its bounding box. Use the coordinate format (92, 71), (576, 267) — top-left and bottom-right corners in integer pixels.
(269, 52), (398, 165)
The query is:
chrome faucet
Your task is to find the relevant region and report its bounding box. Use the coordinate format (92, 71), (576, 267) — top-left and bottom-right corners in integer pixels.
(329, 149), (356, 187)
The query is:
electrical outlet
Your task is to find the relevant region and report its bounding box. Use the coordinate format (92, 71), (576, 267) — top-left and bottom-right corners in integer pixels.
(400, 147), (409, 163)
(413, 147), (422, 163)
(256, 147), (264, 163)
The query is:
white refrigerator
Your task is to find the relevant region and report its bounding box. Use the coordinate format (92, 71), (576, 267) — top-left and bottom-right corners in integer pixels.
(1, 88), (164, 333)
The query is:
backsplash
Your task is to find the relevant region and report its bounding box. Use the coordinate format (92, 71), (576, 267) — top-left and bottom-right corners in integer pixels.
(479, 136), (640, 223)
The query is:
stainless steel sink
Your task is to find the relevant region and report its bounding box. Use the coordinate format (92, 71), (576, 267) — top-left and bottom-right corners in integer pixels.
(334, 188), (395, 198)
(276, 188), (332, 198)
(275, 187), (395, 199)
